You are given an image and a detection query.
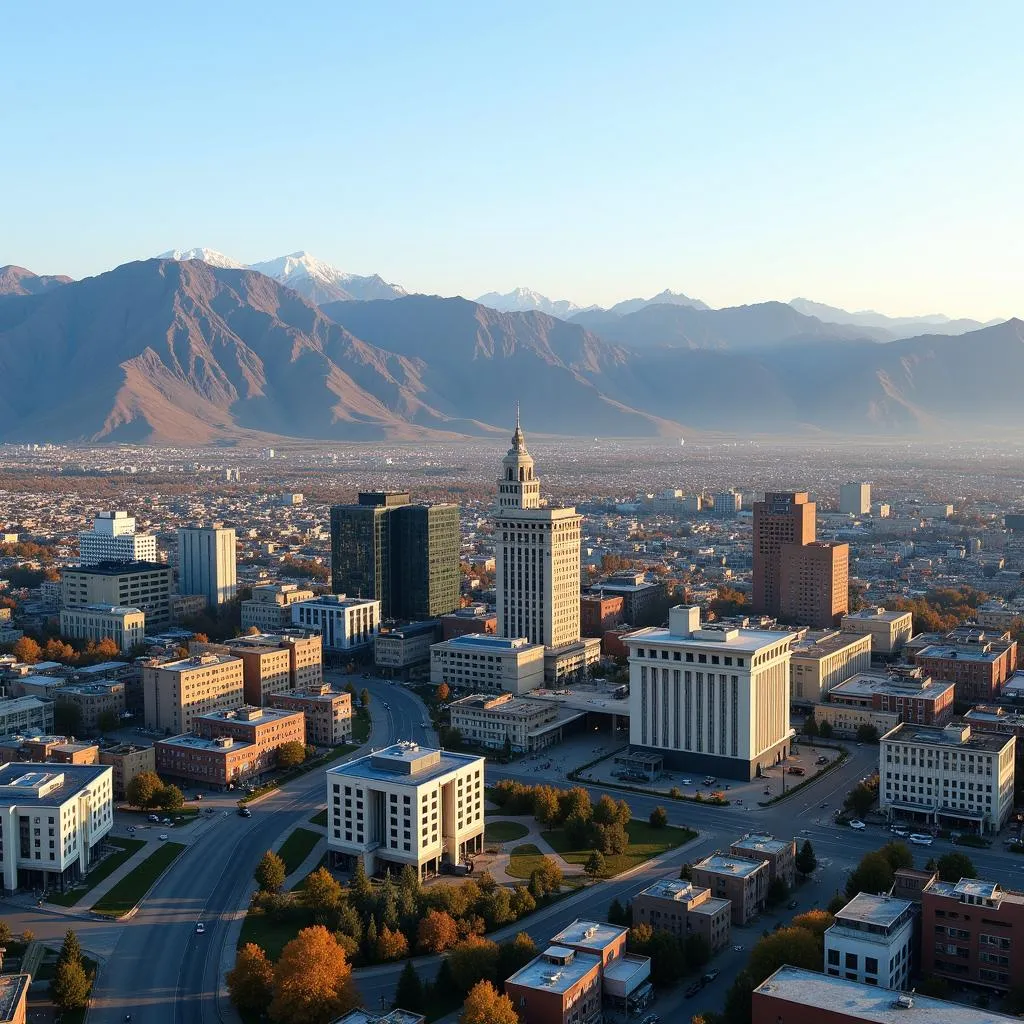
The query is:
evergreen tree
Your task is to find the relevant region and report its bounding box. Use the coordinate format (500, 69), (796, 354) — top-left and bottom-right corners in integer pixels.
(57, 929), (82, 968)
(796, 840), (817, 878)
(395, 960), (425, 1012)
(52, 959), (91, 1011)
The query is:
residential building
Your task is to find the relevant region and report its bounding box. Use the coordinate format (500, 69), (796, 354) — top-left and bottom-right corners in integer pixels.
(824, 669), (955, 729)
(626, 605), (797, 780)
(591, 572), (668, 628)
(711, 489), (743, 517)
(752, 491), (816, 617)
(326, 742), (484, 877)
(549, 919), (628, 966)
(839, 482), (872, 516)
(0, 975), (28, 1024)
(142, 653), (245, 734)
(880, 721), (1015, 834)
(171, 594), (207, 623)
(730, 833), (796, 888)
(439, 607), (497, 641)
(240, 584), (315, 632)
(61, 561), (172, 629)
(55, 681), (126, 733)
(448, 693), (568, 752)
(976, 601), (1024, 632)
(291, 595), (380, 654)
(580, 594), (624, 637)
(889, 866), (938, 904)
(630, 878), (732, 952)
(964, 705), (1024, 764)
(178, 525), (237, 607)
(333, 1012), (424, 1024)
(912, 635), (1017, 703)
(752, 966), (1018, 1024)
(270, 685), (353, 746)
(691, 852), (770, 925)
(99, 743), (156, 799)
(217, 632), (323, 705)
(58, 604), (145, 653)
(47, 743), (99, 765)
(429, 633), (545, 695)
(0, 762), (113, 893)
(790, 630), (873, 703)
(78, 511), (157, 566)
(824, 893), (915, 989)
(374, 621), (438, 677)
(0, 697), (54, 737)
(780, 540), (849, 629)
(841, 608), (914, 658)
(504, 945), (603, 1024)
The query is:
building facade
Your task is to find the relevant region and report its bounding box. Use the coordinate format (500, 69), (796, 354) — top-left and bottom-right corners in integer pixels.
(59, 604), (145, 653)
(374, 621), (438, 676)
(291, 595), (379, 653)
(591, 572), (667, 628)
(730, 834), (796, 888)
(580, 595), (624, 637)
(240, 584), (315, 632)
(825, 669), (955, 728)
(504, 945), (603, 1024)
(142, 653), (245, 734)
(270, 685), (353, 746)
(178, 525), (237, 607)
(840, 607), (914, 657)
(430, 633), (545, 695)
(439, 607), (497, 641)
(213, 632), (323, 705)
(691, 853), (770, 925)
(78, 511), (157, 566)
(0, 697), (54, 737)
(61, 561), (172, 630)
(56, 681), (126, 733)
(752, 491), (816, 617)
(448, 693), (565, 752)
(630, 878), (732, 952)
(789, 630), (873, 703)
(779, 540), (850, 629)
(912, 636), (1017, 703)
(824, 893), (915, 989)
(839, 482), (871, 516)
(99, 743), (156, 799)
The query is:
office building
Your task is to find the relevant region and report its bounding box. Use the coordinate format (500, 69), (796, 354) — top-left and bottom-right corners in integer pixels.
(591, 571), (667, 628)
(504, 946), (603, 1024)
(292, 595), (379, 653)
(61, 561), (172, 630)
(218, 632), (323, 705)
(824, 893), (914, 989)
(178, 525), (237, 607)
(99, 743), (156, 799)
(55, 681), (126, 733)
(839, 482), (872, 516)
(0, 763), (113, 893)
(841, 608), (914, 657)
(0, 697), (54, 737)
(78, 511), (157, 566)
(374, 621), (439, 676)
(964, 705), (1024, 765)
(240, 584), (315, 632)
(142, 653), (245, 734)
(439, 607), (497, 641)
(880, 721), (1015, 834)
(630, 878), (732, 952)
(448, 693), (568, 752)
(270, 684), (353, 746)
(824, 669), (955, 729)
(752, 491), (816, 617)
(691, 853), (770, 925)
(780, 540), (849, 628)
(46, 742), (99, 765)
(711, 489), (742, 517)
(58, 604), (145, 653)
(730, 834), (796, 888)
(430, 633), (545, 695)
(912, 635), (1017, 703)
(580, 594), (624, 637)
(790, 630), (873, 703)
(625, 605), (796, 780)
(326, 742), (484, 877)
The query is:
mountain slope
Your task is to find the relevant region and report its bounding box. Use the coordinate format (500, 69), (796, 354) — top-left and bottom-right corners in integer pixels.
(789, 297), (999, 338)
(157, 248), (245, 270)
(608, 289), (710, 315)
(474, 287), (595, 319)
(0, 265), (73, 296)
(248, 252), (408, 304)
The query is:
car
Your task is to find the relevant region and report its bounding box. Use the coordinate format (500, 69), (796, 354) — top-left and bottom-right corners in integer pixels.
(162, 818), (173, 825)
(702, 969), (720, 984)
(732, 944), (744, 951)
(148, 814), (160, 823)
(195, 922), (205, 934)
(816, 756), (828, 765)
(640, 1015), (661, 1024)
(685, 982), (703, 998)
(891, 827), (909, 837)
(126, 825), (136, 834)
(681, 778), (693, 786)
(849, 819), (866, 830)
(909, 833), (933, 845)
(159, 833), (169, 841)
(787, 899), (799, 909)
(238, 807), (252, 818)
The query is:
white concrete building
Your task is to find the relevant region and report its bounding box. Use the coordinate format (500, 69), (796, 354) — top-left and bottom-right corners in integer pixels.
(59, 604), (146, 653)
(448, 692), (570, 752)
(178, 525), (237, 607)
(824, 892), (914, 990)
(429, 633), (545, 694)
(0, 763), (113, 893)
(78, 511), (157, 566)
(240, 583), (315, 632)
(626, 605), (797, 779)
(841, 608), (914, 657)
(291, 594), (379, 653)
(839, 482), (871, 516)
(880, 720), (1015, 834)
(326, 742), (484, 877)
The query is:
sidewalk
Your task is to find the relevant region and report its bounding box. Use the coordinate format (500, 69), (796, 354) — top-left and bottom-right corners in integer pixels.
(476, 814), (585, 884)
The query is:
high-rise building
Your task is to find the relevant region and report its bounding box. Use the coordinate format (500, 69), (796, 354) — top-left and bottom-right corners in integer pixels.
(329, 492), (459, 620)
(78, 511), (157, 566)
(61, 561), (173, 629)
(752, 491), (816, 616)
(779, 540), (849, 628)
(178, 525), (237, 607)
(839, 481), (871, 515)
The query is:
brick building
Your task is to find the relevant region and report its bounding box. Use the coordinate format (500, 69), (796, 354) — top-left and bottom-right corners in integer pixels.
(580, 595), (624, 637)
(270, 684), (353, 746)
(630, 878), (732, 952)
(691, 852), (770, 925)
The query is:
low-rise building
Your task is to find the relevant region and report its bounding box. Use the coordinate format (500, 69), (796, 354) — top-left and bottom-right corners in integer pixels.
(241, 583), (315, 633)
(47, 742), (100, 765)
(58, 604), (146, 653)
(99, 743), (156, 799)
(430, 633), (545, 695)
(730, 833), (796, 888)
(912, 634), (1017, 703)
(976, 601), (1024, 632)
(142, 653), (245, 734)
(61, 561), (172, 630)
(841, 607), (914, 657)
(171, 594), (208, 623)
(630, 878), (732, 952)
(691, 852), (770, 925)
(824, 892), (915, 989)
(270, 685), (353, 746)
(580, 595), (624, 637)
(790, 630), (873, 703)
(439, 606), (497, 641)
(592, 571), (668, 627)
(215, 632), (323, 705)
(374, 621), (438, 677)
(333, 1012), (425, 1024)
(504, 945), (603, 1024)
(0, 697), (54, 737)
(543, 636), (602, 684)
(880, 721), (1015, 834)
(55, 680), (127, 733)
(447, 693), (569, 752)
(291, 594), (379, 654)
(826, 669), (955, 727)
(0, 975), (29, 1024)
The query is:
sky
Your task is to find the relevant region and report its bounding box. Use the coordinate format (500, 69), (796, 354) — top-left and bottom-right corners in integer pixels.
(3, 1), (1023, 319)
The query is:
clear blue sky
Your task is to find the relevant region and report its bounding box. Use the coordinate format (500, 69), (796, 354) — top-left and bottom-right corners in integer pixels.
(4, 1), (1022, 319)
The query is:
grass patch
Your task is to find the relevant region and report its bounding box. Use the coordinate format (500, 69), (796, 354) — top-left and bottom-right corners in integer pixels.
(48, 836), (146, 906)
(277, 827), (322, 874)
(238, 902), (314, 960)
(541, 820), (696, 878)
(352, 708), (371, 744)
(309, 808), (328, 827)
(484, 820), (530, 843)
(92, 841), (185, 917)
(506, 843), (548, 879)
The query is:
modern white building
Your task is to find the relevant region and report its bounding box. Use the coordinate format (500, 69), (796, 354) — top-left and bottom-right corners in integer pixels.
(448, 692), (569, 752)
(430, 633), (545, 695)
(839, 482), (871, 516)
(0, 763), (114, 893)
(78, 511), (157, 566)
(824, 892), (914, 990)
(59, 604), (146, 653)
(291, 594), (380, 653)
(710, 490), (742, 517)
(178, 525), (237, 607)
(625, 605), (797, 779)
(326, 742), (485, 877)
(241, 583), (315, 632)
(880, 720), (1015, 834)
(841, 608), (914, 657)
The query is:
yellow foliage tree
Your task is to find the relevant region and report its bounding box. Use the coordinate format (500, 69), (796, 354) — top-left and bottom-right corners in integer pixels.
(459, 980), (518, 1024)
(269, 926), (358, 1024)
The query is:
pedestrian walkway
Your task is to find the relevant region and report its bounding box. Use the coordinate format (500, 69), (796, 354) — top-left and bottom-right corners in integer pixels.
(476, 814), (585, 884)
(75, 839), (162, 913)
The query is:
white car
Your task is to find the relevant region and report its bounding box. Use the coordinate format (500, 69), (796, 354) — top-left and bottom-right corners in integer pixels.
(195, 922), (205, 934)
(849, 819), (866, 830)
(159, 833), (169, 841)
(681, 779), (693, 786)
(909, 833), (933, 846)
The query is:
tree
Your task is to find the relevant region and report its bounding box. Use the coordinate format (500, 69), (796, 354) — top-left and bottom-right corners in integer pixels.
(584, 850), (606, 879)
(417, 909), (460, 953)
(277, 741), (307, 769)
(684, 933), (711, 967)
(856, 724), (880, 744)
(0, 922), (11, 947)
(846, 851), (895, 898)
(880, 841), (913, 872)
(679, 862), (693, 881)
(156, 783), (185, 811)
(126, 770), (162, 809)
(791, 910), (834, 940)
(748, 926), (821, 983)
(801, 713), (818, 738)
(649, 806), (668, 829)
(270, 926), (358, 1024)
(796, 839), (817, 878)
(228, 943), (274, 1016)
(303, 867), (342, 922)
(12, 636), (40, 664)
(436, 682), (450, 703)
(448, 935), (500, 994)
(608, 897), (628, 925)
(376, 925), (409, 961)
(766, 877), (789, 908)
(255, 850), (287, 893)
(527, 857), (563, 899)
(348, 859), (373, 908)
(394, 960), (425, 1013)
(459, 980), (518, 1024)
(646, 929), (686, 986)
(98, 709), (120, 734)
(52, 959), (91, 1011)
(595, 821), (629, 856)
(95, 637), (120, 658)
(937, 852), (976, 883)
(54, 701), (83, 736)
(532, 786), (561, 825)
(496, 932), (537, 985)
(558, 786), (592, 824)
(844, 782), (875, 818)
(818, 720), (834, 739)
(58, 929), (82, 968)
(359, 688), (370, 709)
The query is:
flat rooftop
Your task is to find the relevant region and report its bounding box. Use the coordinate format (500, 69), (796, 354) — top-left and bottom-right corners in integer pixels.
(65, 560), (168, 575)
(637, 878), (707, 902)
(328, 743), (482, 787)
(333, 1011), (424, 1024)
(550, 919), (628, 950)
(834, 892), (913, 928)
(791, 632), (870, 658)
(843, 608), (911, 623)
(755, 966), (1018, 1023)
(924, 878), (1024, 907)
(60, 681), (124, 695)
(627, 624), (795, 654)
(71, 604), (144, 615)
(0, 762), (110, 804)
(731, 834), (793, 857)
(0, 696), (54, 712)
(0, 975), (28, 1024)
(506, 947), (602, 993)
(831, 672), (954, 702)
(432, 633), (542, 652)
(916, 643), (1007, 663)
(449, 694), (552, 717)
(196, 705), (299, 724)
(695, 853), (766, 878)
(882, 721), (1012, 753)
(150, 653), (240, 673)
(157, 734), (255, 753)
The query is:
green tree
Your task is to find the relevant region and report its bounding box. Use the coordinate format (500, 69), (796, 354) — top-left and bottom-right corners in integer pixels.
(844, 782), (875, 818)
(255, 850), (287, 893)
(156, 783), (185, 811)
(748, 926), (821, 983)
(595, 821), (629, 856)
(277, 741), (307, 769)
(349, 859), (374, 908)
(880, 841), (913, 872)
(496, 932), (537, 986)
(856, 724), (880, 744)
(846, 850), (895, 898)
(52, 959), (91, 1011)
(608, 897), (627, 925)
(584, 850), (606, 878)
(228, 943), (274, 1016)
(818, 720), (834, 739)
(359, 688), (370, 710)
(449, 935), (500, 994)
(684, 933), (711, 967)
(796, 839), (817, 878)
(937, 852), (976, 883)
(459, 980), (518, 1024)
(98, 709), (121, 734)
(58, 929), (82, 967)
(54, 701), (84, 736)
(303, 867), (342, 922)
(766, 877), (789, 908)
(801, 713), (818, 738)
(679, 862), (693, 881)
(394, 960), (425, 1013)
(646, 929), (686, 987)
(649, 806), (668, 829)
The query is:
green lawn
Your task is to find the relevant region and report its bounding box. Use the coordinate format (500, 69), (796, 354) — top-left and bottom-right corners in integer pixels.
(238, 902), (314, 960)
(49, 836), (146, 906)
(484, 820), (530, 843)
(277, 827), (322, 874)
(506, 843), (548, 879)
(309, 808), (328, 827)
(92, 841), (185, 917)
(541, 820), (696, 878)
(352, 708), (371, 744)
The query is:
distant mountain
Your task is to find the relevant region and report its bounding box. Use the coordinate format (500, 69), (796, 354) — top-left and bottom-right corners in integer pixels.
(157, 248), (245, 270)
(0, 265), (73, 297)
(608, 289), (710, 315)
(474, 287), (597, 319)
(789, 297), (999, 339)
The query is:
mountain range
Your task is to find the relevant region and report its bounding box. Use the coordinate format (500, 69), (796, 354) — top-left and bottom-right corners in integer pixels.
(0, 265), (74, 297)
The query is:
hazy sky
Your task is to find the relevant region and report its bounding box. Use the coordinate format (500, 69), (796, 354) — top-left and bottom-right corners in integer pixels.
(4, 1), (1022, 319)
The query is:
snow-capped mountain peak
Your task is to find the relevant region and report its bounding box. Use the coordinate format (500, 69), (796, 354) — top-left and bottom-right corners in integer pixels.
(476, 287), (592, 318)
(158, 247), (245, 270)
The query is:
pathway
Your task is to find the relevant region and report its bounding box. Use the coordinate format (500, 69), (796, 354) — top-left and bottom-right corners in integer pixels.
(478, 814), (586, 884)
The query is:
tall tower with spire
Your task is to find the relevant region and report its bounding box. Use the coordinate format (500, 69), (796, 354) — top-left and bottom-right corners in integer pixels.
(497, 406), (541, 510)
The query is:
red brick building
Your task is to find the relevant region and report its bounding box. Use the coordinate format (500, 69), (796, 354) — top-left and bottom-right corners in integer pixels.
(913, 636), (1017, 703)
(580, 595), (623, 638)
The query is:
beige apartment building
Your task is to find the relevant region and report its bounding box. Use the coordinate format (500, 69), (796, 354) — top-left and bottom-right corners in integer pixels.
(692, 853), (770, 925)
(447, 692), (567, 752)
(841, 607), (914, 656)
(430, 633), (545, 695)
(99, 743), (156, 799)
(199, 632), (323, 705)
(631, 878), (732, 952)
(61, 561), (172, 629)
(142, 653), (244, 734)
(789, 630), (872, 703)
(58, 604), (146, 653)
(56, 680), (126, 732)
(270, 684), (353, 746)
(241, 583), (315, 632)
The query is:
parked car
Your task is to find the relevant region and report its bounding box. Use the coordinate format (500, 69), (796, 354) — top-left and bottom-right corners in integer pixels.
(891, 827), (909, 837)
(159, 833), (169, 841)
(910, 833), (933, 846)
(147, 814), (160, 823)
(816, 756), (828, 765)
(788, 766), (805, 776)
(195, 922), (205, 934)
(702, 969), (720, 984)
(238, 807), (252, 818)
(685, 982), (702, 998)
(681, 779), (693, 786)
(849, 820), (866, 830)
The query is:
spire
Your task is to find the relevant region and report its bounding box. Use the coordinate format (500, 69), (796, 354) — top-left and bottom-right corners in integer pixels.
(511, 402), (526, 452)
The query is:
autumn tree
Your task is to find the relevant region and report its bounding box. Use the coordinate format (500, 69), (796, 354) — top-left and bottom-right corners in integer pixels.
(436, 682), (450, 702)
(269, 926), (358, 1024)
(376, 925), (409, 961)
(359, 688), (370, 709)
(448, 935), (500, 994)
(417, 909), (460, 953)
(460, 980), (518, 1024)
(12, 636), (41, 663)
(126, 770), (163, 808)
(95, 637), (120, 658)
(496, 932), (537, 982)
(532, 785), (561, 825)
(748, 925), (821, 983)
(255, 850), (287, 893)
(277, 741), (307, 769)
(303, 867), (342, 922)
(649, 806), (668, 829)
(155, 783), (184, 810)
(228, 943), (274, 1016)
(528, 857), (563, 899)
